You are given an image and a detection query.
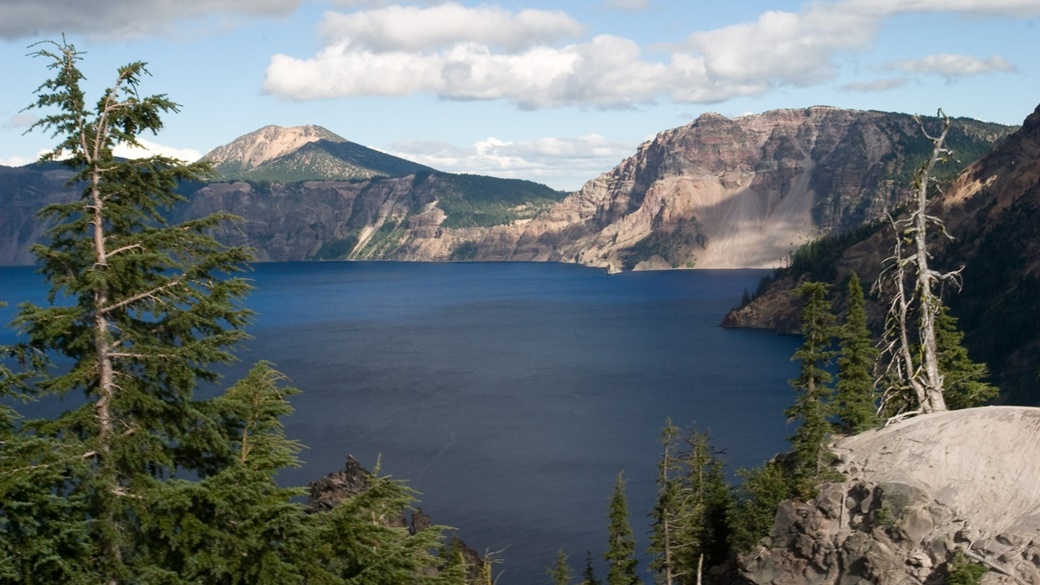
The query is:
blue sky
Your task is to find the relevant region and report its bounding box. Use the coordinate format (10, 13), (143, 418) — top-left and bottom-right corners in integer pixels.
(1, 0), (1038, 191)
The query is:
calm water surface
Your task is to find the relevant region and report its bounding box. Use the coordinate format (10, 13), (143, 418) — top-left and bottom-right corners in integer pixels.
(0, 261), (800, 584)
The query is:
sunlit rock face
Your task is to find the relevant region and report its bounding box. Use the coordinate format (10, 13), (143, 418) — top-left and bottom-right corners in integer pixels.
(739, 407), (1040, 585)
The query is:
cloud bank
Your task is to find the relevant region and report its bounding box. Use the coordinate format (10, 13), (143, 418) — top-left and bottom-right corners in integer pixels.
(263, 0), (1034, 109)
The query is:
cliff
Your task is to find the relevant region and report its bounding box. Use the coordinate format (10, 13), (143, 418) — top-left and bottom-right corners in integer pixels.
(724, 103), (1040, 400)
(0, 109), (1010, 268)
(740, 406), (1040, 585)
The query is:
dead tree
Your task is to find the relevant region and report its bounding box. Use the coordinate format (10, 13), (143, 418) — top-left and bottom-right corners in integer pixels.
(875, 110), (962, 416)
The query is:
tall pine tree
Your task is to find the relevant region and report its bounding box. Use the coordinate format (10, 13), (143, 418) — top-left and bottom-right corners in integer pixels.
(605, 472), (641, 585)
(835, 273), (879, 433)
(786, 282), (838, 498)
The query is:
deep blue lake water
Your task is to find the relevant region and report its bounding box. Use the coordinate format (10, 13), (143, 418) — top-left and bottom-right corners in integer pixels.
(0, 261), (800, 584)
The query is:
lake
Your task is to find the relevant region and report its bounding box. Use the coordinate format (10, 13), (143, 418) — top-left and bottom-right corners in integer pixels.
(0, 261), (801, 584)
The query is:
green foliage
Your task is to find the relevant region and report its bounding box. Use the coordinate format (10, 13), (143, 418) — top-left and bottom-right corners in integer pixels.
(727, 462), (792, 554)
(605, 472), (642, 585)
(933, 305), (999, 409)
(450, 240), (480, 261)
(313, 234), (360, 260)
(648, 420), (731, 584)
(946, 551), (988, 585)
(581, 551), (602, 585)
(786, 282), (839, 497)
(435, 173), (566, 228)
(2, 40), (464, 585)
(548, 550), (574, 585)
(835, 274), (880, 433)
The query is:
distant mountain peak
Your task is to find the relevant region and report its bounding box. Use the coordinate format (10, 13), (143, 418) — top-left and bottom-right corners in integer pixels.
(202, 125), (346, 171)
(201, 125), (433, 182)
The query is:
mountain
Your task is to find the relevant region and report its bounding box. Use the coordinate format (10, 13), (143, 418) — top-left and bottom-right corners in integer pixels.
(0, 109), (1014, 268)
(463, 107), (1012, 270)
(725, 103), (1040, 402)
(740, 406), (1040, 585)
(202, 125), (434, 182)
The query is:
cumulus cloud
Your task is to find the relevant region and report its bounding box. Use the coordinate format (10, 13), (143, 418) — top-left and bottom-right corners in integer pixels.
(0, 154), (34, 167)
(888, 54), (1017, 79)
(0, 0), (300, 40)
(113, 139), (202, 163)
(318, 4), (585, 52)
(389, 134), (634, 191)
(263, 0), (1040, 109)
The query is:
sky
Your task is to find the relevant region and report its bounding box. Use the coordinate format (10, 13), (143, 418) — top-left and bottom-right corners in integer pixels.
(0, 0), (1038, 192)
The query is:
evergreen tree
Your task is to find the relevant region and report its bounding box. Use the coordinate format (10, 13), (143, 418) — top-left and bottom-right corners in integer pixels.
(605, 472), (641, 585)
(549, 550), (574, 585)
(933, 304), (999, 410)
(786, 282), (838, 498)
(727, 462), (791, 554)
(13, 38), (252, 584)
(649, 421), (730, 585)
(835, 273), (880, 433)
(581, 550), (602, 585)
(4, 40), (465, 585)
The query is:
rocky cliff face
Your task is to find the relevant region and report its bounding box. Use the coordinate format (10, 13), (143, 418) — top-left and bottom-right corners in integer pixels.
(723, 103), (1040, 400)
(0, 109), (1011, 268)
(441, 108), (1007, 270)
(739, 407), (1040, 585)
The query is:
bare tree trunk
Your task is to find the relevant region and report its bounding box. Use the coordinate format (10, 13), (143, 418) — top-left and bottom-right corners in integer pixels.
(875, 110), (956, 416)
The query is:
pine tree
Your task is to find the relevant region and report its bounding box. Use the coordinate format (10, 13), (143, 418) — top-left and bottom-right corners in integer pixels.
(649, 422), (730, 585)
(7, 40), (465, 585)
(549, 550), (574, 585)
(727, 462), (791, 554)
(835, 273), (880, 433)
(786, 281), (838, 497)
(13, 38), (252, 584)
(582, 551), (602, 585)
(605, 472), (641, 585)
(933, 304), (998, 410)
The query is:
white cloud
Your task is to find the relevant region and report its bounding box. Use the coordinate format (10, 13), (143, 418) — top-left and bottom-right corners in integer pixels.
(889, 54), (1017, 79)
(264, 0), (1040, 109)
(113, 139), (202, 163)
(389, 134), (635, 191)
(0, 0), (301, 40)
(0, 154), (34, 167)
(318, 3), (585, 52)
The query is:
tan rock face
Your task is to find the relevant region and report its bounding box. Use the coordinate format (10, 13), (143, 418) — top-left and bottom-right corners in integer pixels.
(454, 107), (997, 270)
(740, 407), (1040, 585)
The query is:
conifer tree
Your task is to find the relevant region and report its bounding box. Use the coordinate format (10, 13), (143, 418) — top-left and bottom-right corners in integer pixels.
(5, 40), (464, 585)
(786, 281), (837, 497)
(605, 472), (641, 585)
(581, 550), (602, 585)
(13, 38), (252, 584)
(549, 550), (574, 585)
(649, 421), (730, 585)
(835, 273), (880, 433)
(932, 304), (998, 410)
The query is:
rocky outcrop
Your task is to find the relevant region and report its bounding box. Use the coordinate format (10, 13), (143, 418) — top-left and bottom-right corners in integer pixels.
(739, 407), (1040, 585)
(476, 108), (1012, 270)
